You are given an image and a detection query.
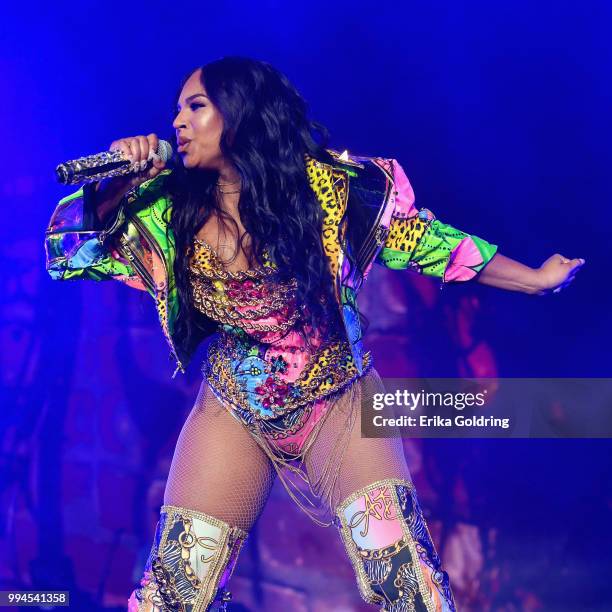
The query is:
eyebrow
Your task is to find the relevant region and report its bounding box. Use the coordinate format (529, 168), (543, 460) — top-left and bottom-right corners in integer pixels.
(177, 93), (209, 109)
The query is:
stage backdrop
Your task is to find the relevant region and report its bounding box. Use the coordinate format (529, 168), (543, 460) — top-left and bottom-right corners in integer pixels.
(1, 1), (610, 610)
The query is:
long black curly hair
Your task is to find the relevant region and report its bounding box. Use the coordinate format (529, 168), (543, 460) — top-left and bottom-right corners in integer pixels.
(165, 56), (351, 361)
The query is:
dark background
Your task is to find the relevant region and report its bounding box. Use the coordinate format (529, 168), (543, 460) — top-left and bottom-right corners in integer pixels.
(1, 1), (610, 610)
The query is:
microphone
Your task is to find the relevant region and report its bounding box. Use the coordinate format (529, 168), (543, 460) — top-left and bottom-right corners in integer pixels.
(55, 140), (173, 185)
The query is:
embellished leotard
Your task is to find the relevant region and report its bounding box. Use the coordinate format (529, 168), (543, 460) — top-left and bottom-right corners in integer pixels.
(189, 238), (371, 462)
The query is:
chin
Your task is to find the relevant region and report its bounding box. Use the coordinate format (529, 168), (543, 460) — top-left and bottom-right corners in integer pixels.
(180, 155), (198, 169)
(194, 160), (219, 171)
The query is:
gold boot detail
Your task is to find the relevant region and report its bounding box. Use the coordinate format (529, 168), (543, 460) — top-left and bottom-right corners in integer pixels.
(128, 504), (247, 611)
(334, 478), (457, 611)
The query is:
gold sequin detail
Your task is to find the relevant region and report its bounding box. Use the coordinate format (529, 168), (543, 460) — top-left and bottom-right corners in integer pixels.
(189, 239), (300, 333)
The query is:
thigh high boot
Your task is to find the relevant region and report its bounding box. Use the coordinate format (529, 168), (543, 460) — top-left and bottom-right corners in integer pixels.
(334, 478), (457, 611)
(127, 504), (248, 612)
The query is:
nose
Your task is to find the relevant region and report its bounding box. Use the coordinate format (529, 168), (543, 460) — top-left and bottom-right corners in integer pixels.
(172, 110), (186, 130)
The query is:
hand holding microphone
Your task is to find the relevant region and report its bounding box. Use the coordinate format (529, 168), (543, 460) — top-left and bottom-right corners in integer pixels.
(55, 133), (172, 190)
(105, 133), (171, 191)
(55, 134), (172, 225)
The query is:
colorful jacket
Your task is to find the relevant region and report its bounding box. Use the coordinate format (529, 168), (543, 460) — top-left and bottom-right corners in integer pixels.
(45, 150), (498, 375)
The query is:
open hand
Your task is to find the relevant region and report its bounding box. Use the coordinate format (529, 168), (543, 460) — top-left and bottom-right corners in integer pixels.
(535, 253), (585, 295)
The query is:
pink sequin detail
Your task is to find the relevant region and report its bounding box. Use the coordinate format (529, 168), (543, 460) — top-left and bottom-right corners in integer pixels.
(343, 486), (403, 550)
(274, 397), (328, 455)
(263, 328), (326, 383)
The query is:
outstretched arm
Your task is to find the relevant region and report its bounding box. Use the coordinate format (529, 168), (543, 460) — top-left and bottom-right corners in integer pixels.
(376, 159), (586, 295)
(476, 252), (585, 295)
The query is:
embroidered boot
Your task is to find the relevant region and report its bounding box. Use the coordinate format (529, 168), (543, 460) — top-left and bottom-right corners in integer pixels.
(334, 478), (457, 611)
(127, 504), (247, 611)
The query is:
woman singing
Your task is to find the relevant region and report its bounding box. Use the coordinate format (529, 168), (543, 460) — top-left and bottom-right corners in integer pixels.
(45, 56), (584, 611)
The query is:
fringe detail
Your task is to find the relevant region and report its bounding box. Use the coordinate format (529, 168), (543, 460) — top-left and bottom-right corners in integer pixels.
(207, 360), (374, 527)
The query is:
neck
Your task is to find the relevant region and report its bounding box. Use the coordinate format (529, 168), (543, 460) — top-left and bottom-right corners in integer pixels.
(215, 190), (240, 215)
(217, 161), (241, 185)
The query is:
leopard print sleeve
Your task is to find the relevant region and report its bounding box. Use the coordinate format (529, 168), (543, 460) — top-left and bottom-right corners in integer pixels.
(376, 159), (499, 285)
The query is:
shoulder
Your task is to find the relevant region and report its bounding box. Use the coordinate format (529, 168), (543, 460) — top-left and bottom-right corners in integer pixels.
(320, 149), (397, 194)
(321, 150), (419, 218)
(306, 148), (391, 180)
(322, 148), (399, 180)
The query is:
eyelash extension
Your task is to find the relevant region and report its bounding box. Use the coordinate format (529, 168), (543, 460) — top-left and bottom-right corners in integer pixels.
(175, 103), (205, 114)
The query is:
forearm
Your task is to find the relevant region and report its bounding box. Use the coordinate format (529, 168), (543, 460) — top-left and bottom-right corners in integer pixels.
(475, 252), (543, 294)
(93, 178), (130, 226)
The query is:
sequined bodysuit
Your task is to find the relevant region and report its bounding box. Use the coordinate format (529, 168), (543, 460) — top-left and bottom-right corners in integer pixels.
(189, 238), (371, 459)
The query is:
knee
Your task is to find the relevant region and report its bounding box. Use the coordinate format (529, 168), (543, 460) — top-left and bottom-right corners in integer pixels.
(333, 478), (457, 611)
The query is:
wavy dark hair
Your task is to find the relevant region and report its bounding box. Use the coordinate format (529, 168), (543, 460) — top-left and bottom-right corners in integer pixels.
(165, 56), (350, 361)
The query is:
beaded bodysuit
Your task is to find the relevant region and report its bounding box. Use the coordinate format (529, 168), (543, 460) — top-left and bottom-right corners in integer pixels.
(189, 238), (371, 461)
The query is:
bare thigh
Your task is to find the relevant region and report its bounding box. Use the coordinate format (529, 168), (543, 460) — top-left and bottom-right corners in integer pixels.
(163, 381), (277, 532)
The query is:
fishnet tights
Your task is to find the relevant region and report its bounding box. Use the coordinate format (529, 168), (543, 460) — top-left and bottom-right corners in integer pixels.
(303, 367), (413, 515)
(163, 382), (276, 532)
(163, 367), (412, 532)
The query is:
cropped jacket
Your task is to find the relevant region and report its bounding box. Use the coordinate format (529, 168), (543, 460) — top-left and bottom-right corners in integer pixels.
(45, 150), (498, 375)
